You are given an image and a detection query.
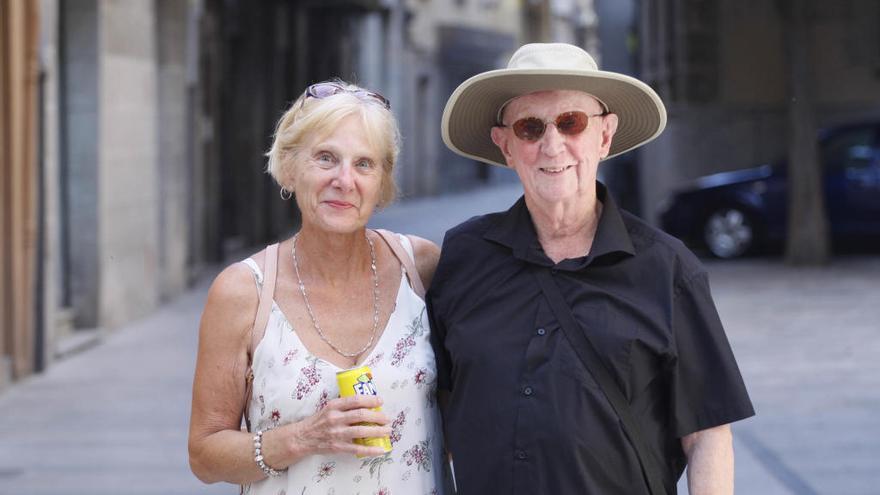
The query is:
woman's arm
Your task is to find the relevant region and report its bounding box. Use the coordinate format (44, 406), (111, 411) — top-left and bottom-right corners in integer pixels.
(188, 262), (273, 484)
(407, 235), (441, 290)
(188, 262), (393, 485)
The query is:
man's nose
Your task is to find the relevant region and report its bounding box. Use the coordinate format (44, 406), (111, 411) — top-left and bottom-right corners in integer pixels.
(539, 123), (565, 157)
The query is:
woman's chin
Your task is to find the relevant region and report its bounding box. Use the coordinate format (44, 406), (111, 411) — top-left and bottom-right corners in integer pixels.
(309, 216), (368, 235)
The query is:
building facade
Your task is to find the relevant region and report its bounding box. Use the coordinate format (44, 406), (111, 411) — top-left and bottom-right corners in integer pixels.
(1, 0), (41, 387)
(1, 0), (600, 389)
(637, 0), (880, 224)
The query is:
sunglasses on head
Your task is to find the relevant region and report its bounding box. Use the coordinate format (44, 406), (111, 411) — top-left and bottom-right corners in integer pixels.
(305, 82), (391, 109)
(498, 110), (607, 142)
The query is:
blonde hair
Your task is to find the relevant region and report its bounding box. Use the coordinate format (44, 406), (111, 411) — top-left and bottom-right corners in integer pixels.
(266, 81), (400, 207)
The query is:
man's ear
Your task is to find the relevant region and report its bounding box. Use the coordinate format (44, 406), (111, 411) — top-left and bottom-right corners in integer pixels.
(598, 113), (619, 159)
(491, 126), (512, 161)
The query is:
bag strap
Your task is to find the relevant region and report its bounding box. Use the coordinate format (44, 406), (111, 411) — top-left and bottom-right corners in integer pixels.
(242, 243), (280, 431)
(374, 229), (425, 299)
(533, 267), (668, 495)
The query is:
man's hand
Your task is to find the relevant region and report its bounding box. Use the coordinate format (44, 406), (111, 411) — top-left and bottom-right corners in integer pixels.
(681, 423), (734, 495)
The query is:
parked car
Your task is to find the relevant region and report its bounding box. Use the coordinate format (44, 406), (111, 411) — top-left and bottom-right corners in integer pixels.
(660, 122), (880, 258)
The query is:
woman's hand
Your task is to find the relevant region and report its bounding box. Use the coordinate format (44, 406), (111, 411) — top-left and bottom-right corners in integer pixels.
(285, 395), (392, 458)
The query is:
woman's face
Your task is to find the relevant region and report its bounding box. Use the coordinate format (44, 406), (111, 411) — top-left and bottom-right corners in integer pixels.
(292, 114), (385, 235)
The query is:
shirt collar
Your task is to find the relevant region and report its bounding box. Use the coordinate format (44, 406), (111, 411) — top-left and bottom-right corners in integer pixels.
(484, 182), (636, 269)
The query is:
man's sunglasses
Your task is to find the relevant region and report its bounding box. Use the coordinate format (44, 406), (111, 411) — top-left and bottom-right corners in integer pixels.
(305, 82), (391, 109)
(498, 110), (607, 142)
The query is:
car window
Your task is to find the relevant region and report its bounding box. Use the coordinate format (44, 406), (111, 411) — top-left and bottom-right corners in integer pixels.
(821, 127), (877, 171)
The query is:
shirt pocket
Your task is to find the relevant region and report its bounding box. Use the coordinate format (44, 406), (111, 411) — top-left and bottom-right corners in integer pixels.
(550, 327), (604, 392)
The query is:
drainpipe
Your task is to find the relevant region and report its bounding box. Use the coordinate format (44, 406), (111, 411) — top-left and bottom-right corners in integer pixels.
(34, 62), (46, 372)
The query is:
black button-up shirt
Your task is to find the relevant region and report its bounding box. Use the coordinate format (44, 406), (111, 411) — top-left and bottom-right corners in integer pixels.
(427, 183), (754, 495)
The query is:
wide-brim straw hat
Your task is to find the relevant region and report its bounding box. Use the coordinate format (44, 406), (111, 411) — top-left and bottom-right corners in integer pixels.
(441, 43), (667, 167)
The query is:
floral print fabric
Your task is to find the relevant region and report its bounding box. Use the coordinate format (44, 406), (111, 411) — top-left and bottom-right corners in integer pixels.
(240, 234), (446, 495)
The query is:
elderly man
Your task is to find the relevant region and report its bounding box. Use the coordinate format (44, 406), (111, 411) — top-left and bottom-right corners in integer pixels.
(427, 43), (754, 495)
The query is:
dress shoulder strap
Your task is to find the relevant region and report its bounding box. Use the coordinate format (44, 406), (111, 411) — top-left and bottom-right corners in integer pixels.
(239, 258), (264, 290)
(374, 229), (425, 300)
(251, 243), (279, 353)
(242, 242), (279, 431)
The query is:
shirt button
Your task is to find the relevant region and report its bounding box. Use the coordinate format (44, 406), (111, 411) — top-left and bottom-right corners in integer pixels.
(522, 386), (533, 396)
(537, 328), (546, 336)
(515, 450), (528, 460)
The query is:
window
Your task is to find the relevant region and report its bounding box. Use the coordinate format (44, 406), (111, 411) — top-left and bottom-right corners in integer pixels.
(821, 127), (877, 171)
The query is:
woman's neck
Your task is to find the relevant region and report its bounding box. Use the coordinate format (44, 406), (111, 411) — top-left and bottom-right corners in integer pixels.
(294, 225), (372, 287)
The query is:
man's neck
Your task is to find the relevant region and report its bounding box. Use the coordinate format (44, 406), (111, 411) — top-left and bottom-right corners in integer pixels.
(525, 193), (603, 264)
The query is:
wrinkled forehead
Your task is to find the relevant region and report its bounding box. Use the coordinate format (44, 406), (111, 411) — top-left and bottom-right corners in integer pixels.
(498, 90), (607, 122)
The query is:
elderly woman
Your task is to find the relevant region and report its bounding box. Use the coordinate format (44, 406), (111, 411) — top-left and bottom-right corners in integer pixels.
(189, 80), (446, 494)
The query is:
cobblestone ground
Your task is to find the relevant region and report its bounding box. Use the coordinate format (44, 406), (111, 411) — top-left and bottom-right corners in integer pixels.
(0, 183), (877, 494)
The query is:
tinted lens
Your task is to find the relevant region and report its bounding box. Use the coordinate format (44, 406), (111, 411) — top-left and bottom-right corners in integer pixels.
(307, 83), (390, 109)
(354, 90), (391, 109)
(555, 111), (589, 135)
(308, 83), (344, 98)
(510, 111), (591, 141)
(512, 118), (547, 141)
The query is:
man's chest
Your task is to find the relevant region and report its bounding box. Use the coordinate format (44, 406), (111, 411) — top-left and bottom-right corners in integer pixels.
(443, 266), (674, 397)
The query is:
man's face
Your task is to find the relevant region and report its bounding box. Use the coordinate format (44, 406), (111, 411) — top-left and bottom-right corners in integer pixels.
(491, 90), (618, 208)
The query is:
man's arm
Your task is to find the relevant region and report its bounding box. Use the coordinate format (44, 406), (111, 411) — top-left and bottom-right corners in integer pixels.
(681, 423), (734, 495)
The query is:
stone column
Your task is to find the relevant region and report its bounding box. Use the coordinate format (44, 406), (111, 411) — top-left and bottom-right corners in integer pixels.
(97, 0), (160, 328)
(157, 0), (190, 301)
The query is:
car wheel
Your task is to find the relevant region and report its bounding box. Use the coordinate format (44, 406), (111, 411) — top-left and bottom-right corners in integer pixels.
(703, 207), (754, 259)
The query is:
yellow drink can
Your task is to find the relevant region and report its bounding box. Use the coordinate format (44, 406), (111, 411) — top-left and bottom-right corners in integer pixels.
(336, 365), (392, 456)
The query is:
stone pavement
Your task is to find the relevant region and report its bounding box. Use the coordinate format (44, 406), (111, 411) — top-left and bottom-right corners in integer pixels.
(0, 281), (227, 495)
(702, 257), (880, 495)
(1, 182), (878, 494)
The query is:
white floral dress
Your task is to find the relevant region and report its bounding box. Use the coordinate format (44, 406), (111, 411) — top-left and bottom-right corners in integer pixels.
(240, 234), (446, 495)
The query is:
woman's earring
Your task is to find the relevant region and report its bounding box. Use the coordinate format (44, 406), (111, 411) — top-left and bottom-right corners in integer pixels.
(280, 187), (293, 200)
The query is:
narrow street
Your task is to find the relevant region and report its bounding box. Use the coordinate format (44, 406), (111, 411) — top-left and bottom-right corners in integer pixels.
(1, 183), (877, 494)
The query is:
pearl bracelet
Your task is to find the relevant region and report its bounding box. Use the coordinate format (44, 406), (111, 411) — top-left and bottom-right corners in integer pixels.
(253, 429), (285, 477)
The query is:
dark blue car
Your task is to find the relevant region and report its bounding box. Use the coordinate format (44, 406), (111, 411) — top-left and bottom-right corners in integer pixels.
(659, 122), (880, 258)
